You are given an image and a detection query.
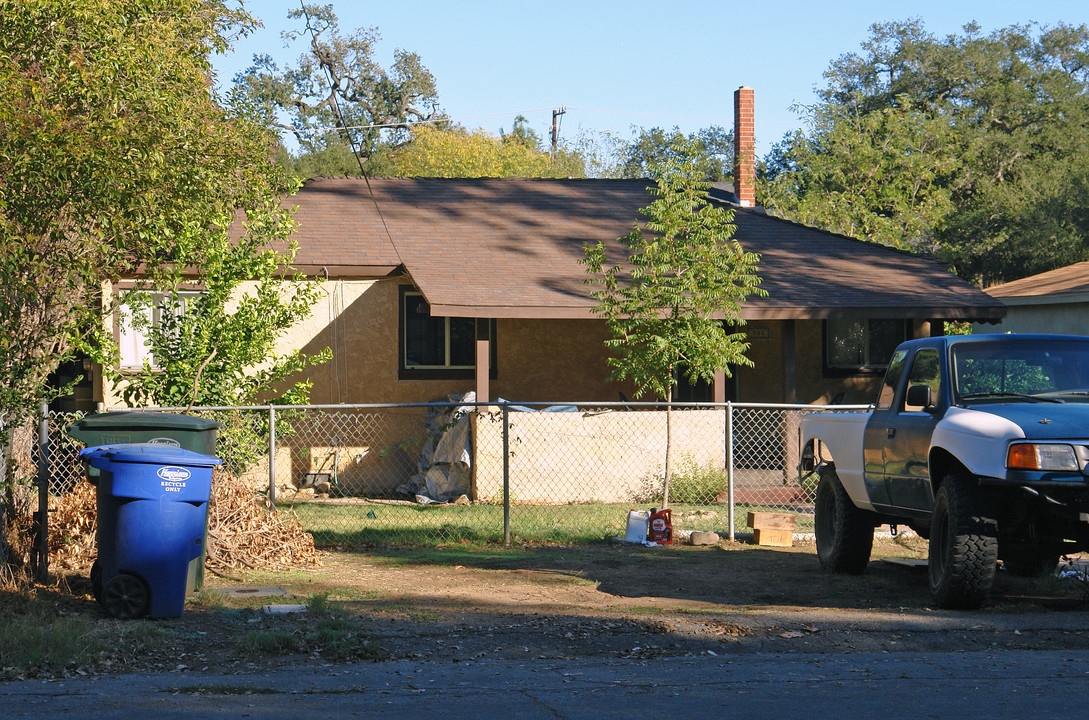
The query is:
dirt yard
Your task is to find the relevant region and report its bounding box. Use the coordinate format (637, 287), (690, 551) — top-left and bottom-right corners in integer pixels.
(48, 533), (1089, 678)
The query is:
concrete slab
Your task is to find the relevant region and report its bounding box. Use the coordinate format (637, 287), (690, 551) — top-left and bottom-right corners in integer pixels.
(214, 586), (290, 598)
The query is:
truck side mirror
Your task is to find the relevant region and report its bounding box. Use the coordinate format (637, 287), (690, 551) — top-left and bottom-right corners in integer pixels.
(905, 384), (933, 410)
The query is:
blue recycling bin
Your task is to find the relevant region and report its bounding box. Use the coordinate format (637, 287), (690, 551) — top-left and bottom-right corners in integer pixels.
(81, 444), (221, 619)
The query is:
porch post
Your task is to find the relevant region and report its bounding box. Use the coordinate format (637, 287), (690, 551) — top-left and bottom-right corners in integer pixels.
(782, 319), (796, 404)
(475, 318), (491, 403)
(713, 369), (727, 404)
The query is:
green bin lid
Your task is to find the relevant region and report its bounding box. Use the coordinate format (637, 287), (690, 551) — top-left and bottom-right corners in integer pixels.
(68, 411), (220, 432)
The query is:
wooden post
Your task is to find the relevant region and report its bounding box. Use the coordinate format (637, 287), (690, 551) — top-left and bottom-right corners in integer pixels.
(475, 318), (490, 403)
(782, 319), (796, 404)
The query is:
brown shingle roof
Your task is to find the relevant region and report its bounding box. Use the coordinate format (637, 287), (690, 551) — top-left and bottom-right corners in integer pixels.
(984, 261), (1089, 300)
(289, 177), (1005, 321)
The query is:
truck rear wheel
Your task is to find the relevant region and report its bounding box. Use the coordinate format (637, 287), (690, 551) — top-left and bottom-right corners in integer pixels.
(928, 475), (998, 609)
(814, 465), (874, 574)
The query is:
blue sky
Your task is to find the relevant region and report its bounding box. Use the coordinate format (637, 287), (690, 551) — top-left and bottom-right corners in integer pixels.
(214, 1), (1085, 157)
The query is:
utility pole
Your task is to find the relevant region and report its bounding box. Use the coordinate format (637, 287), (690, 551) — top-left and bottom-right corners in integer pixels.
(550, 107), (567, 160)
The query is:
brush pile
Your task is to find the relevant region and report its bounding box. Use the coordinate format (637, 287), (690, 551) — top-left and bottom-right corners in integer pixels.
(204, 467), (321, 572)
(48, 467), (320, 575)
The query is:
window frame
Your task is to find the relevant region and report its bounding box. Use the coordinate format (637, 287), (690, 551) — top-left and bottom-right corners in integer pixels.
(116, 288), (203, 370)
(398, 286), (496, 380)
(823, 318), (912, 376)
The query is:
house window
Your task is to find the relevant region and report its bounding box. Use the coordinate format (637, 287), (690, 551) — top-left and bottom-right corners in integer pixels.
(399, 288), (496, 378)
(825, 319), (911, 373)
(118, 291), (201, 369)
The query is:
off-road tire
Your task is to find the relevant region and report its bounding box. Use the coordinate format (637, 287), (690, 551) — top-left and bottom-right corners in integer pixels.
(928, 475), (998, 609)
(814, 465), (875, 574)
(1002, 547), (1060, 578)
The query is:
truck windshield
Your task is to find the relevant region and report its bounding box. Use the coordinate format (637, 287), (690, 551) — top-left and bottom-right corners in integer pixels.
(953, 339), (1089, 403)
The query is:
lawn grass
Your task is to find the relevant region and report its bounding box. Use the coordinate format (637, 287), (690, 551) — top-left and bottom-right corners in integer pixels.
(281, 499), (815, 546)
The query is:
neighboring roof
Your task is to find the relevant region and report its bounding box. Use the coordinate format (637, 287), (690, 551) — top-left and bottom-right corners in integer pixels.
(289, 177), (1006, 322)
(985, 261), (1089, 305)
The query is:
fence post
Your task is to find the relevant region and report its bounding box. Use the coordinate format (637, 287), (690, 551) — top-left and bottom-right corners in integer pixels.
(268, 405), (277, 507)
(726, 401), (735, 542)
(502, 402), (510, 546)
(35, 401), (49, 582)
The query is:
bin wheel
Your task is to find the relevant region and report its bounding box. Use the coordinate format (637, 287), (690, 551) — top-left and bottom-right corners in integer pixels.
(90, 560), (102, 602)
(101, 573), (150, 619)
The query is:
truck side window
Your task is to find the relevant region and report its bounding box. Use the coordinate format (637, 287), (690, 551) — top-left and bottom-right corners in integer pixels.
(904, 349), (941, 412)
(876, 350), (908, 410)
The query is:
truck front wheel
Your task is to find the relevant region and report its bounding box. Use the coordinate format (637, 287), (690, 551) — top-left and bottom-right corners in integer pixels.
(928, 475), (998, 609)
(815, 465), (874, 574)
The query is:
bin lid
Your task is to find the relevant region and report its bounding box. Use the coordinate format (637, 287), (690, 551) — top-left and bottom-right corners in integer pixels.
(79, 443), (222, 468)
(68, 411), (220, 432)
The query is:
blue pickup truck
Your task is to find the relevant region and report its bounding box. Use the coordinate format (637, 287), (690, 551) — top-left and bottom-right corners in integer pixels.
(799, 333), (1089, 608)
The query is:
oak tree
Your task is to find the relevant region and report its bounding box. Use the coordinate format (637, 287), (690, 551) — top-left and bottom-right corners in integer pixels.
(236, 3), (443, 174)
(762, 20), (1089, 286)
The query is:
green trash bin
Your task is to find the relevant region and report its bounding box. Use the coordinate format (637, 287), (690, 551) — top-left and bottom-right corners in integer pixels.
(66, 411), (219, 455)
(68, 412), (220, 593)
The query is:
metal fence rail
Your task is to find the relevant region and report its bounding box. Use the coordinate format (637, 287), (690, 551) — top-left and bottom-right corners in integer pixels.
(31, 401), (868, 551)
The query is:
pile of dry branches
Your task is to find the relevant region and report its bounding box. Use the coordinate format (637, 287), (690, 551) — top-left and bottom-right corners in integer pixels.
(48, 479), (97, 573)
(48, 467), (321, 575)
(204, 467), (321, 573)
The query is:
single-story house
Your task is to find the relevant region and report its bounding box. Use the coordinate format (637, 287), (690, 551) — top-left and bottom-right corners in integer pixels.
(53, 87), (1009, 500)
(82, 87), (1004, 412)
(974, 261), (1089, 336)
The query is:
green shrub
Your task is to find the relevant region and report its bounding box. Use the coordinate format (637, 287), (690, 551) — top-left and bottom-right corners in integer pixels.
(667, 458), (728, 504)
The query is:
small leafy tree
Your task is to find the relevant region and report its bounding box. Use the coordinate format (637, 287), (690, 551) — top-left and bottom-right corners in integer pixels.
(582, 152), (765, 507)
(107, 203), (331, 472)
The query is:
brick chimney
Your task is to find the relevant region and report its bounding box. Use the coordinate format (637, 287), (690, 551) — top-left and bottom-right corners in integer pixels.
(733, 86), (755, 208)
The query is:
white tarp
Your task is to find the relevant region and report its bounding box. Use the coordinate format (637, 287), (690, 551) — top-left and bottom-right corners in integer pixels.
(399, 392), (475, 504)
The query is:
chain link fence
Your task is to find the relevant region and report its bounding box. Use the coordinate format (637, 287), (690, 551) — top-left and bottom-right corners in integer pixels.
(31, 401), (867, 549)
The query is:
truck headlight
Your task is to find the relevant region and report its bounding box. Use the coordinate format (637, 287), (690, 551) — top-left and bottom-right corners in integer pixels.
(1007, 443), (1079, 471)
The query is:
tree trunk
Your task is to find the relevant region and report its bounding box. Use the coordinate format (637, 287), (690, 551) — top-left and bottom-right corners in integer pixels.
(0, 423), (10, 580)
(663, 385), (673, 509)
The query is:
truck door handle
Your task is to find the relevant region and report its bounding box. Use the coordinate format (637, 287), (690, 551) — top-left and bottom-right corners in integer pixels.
(887, 428), (896, 438)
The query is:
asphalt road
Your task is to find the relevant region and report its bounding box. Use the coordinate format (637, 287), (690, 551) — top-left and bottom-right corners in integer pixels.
(4, 648), (1089, 719)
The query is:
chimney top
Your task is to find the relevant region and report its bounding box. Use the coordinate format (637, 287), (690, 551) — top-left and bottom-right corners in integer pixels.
(733, 86), (756, 208)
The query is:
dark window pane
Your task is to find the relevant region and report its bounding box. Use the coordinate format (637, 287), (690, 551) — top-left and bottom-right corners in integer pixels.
(868, 319), (906, 367)
(449, 318), (476, 367)
(404, 294), (445, 367)
(828, 319), (865, 367)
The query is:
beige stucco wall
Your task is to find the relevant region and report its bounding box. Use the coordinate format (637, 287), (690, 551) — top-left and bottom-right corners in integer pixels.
(472, 408), (726, 504)
(99, 274), (927, 410)
(279, 278), (640, 405)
